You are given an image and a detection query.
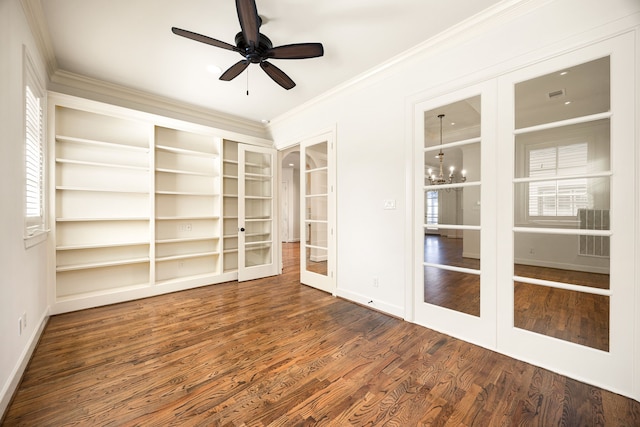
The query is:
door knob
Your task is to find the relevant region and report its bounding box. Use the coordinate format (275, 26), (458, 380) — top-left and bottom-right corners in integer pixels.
(240, 227), (245, 232)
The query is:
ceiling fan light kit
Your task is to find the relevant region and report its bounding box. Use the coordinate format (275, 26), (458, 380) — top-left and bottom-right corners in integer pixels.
(172, 0), (324, 90)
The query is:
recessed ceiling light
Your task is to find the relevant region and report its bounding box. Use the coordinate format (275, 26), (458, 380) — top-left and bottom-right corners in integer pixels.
(560, 71), (569, 76)
(564, 101), (572, 105)
(261, 119), (270, 124)
(450, 122), (456, 126)
(288, 163), (294, 167)
(206, 64), (222, 74)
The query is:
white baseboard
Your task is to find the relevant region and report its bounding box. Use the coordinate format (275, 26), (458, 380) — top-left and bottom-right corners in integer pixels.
(0, 309), (49, 418)
(514, 257), (609, 275)
(336, 288), (404, 319)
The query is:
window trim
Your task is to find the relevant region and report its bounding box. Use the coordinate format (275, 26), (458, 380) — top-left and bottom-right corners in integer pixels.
(23, 46), (48, 247)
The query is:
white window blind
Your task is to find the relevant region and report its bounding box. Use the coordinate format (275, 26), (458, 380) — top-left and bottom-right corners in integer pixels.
(528, 142), (588, 217)
(24, 48), (46, 238)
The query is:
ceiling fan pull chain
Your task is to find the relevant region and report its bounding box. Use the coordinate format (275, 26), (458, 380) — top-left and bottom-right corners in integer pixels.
(246, 67), (249, 96)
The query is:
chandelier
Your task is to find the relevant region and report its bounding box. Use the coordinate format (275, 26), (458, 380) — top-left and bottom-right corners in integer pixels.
(427, 114), (466, 185)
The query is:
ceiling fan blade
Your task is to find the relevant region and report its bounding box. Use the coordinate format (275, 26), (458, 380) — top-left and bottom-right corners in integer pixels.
(236, 0), (260, 48)
(220, 60), (250, 81)
(267, 43), (324, 60)
(171, 27), (238, 52)
(260, 61), (295, 90)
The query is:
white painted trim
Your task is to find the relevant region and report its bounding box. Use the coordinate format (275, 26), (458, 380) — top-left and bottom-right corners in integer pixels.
(19, 0), (57, 76)
(0, 309), (49, 417)
(48, 91), (272, 148)
(336, 288), (404, 319)
(514, 257), (610, 275)
(270, 0), (549, 127)
(51, 272), (238, 315)
(49, 72), (271, 141)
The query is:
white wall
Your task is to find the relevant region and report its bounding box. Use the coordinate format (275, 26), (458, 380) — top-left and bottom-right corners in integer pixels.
(0, 0), (51, 415)
(268, 0), (640, 396)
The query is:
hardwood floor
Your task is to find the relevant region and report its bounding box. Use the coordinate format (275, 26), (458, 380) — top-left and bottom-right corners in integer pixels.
(424, 234), (610, 351)
(3, 243), (639, 425)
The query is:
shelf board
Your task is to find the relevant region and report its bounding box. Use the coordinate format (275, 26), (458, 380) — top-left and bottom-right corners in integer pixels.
(155, 271), (220, 287)
(223, 175), (238, 179)
(56, 135), (149, 152)
(56, 217), (149, 222)
(56, 257), (150, 272)
(156, 236), (219, 244)
(223, 194), (239, 198)
(223, 234), (238, 239)
(56, 241), (150, 251)
(56, 157), (149, 171)
(223, 159), (239, 165)
(306, 166), (329, 174)
(156, 216), (220, 221)
(56, 186), (148, 194)
(156, 251), (220, 262)
(155, 167), (215, 177)
(245, 240), (272, 247)
(155, 190), (218, 196)
(246, 216), (272, 221)
(155, 144), (218, 158)
(245, 174), (271, 181)
(245, 196), (272, 200)
(223, 249), (239, 254)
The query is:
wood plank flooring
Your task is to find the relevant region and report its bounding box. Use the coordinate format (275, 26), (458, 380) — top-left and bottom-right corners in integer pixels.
(424, 234), (611, 351)
(3, 243), (639, 426)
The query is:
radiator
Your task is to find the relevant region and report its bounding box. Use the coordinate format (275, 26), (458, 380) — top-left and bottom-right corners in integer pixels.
(578, 208), (610, 257)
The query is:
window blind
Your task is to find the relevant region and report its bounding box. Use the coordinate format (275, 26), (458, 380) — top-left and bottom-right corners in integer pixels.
(528, 142), (588, 217)
(25, 84), (44, 233)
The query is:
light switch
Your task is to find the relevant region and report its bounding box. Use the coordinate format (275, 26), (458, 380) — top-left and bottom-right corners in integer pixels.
(384, 199), (396, 210)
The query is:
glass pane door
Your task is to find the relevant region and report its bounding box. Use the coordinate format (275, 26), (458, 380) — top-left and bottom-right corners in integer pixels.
(414, 83), (497, 348)
(496, 33), (635, 395)
(300, 134), (335, 294)
(238, 144), (277, 281)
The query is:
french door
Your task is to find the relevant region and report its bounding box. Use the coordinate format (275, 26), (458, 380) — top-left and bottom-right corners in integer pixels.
(238, 144), (278, 281)
(300, 132), (336, 294)
(414, 33), (636, 396)
(495, 33), (635, 394)
(413, 82), (498, 349)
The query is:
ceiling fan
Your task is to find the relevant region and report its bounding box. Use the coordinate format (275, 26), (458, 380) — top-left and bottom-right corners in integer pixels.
(171, 0), (324, 90)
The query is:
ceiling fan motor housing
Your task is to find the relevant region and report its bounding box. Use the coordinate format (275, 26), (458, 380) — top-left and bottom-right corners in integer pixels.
(235, 32), (273, 63)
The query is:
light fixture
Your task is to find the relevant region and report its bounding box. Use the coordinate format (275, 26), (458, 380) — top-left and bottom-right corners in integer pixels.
(427, 114), (466, 186)
(206, 64), (222, 75)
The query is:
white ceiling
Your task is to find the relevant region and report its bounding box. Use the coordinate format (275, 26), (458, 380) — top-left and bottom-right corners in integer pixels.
(38, 0), (504, 125)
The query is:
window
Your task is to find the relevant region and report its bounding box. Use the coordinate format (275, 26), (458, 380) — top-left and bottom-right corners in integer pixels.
(527, 142), (589, 218)
(24, 47), (47, 244)
(425, 190), (438, 228)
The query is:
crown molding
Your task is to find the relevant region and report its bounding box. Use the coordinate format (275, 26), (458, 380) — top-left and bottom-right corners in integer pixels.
(268, 0), (550, 127)
(50, 69), (271, 140)
(20, 0), (57, 77)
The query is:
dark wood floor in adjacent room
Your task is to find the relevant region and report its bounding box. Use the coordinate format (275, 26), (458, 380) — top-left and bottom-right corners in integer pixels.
(3, 243), (639, 426)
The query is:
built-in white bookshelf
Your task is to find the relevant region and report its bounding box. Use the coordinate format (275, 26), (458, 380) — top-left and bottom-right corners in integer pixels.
(54, 106), (151, 299)
(50, 95), (275, 313)
(222, 140), (239, 273)
(154, 127), (222, 283)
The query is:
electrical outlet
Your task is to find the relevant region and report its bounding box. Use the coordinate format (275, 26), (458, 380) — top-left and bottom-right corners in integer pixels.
(372, 277), (379, 288)
(18, 317), (23, 335)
